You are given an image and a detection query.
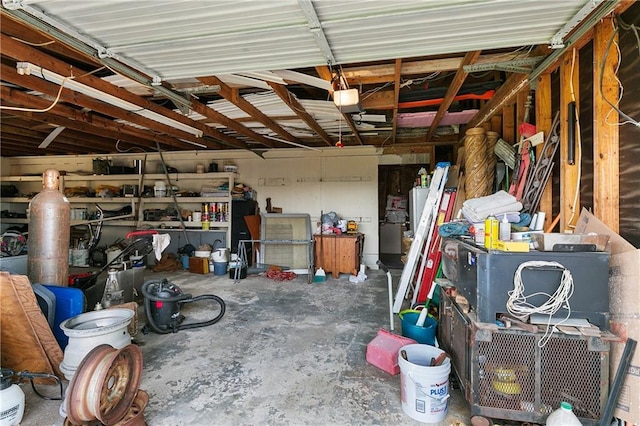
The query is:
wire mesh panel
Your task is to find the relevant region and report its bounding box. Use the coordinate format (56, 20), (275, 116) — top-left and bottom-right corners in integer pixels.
(476, 332), (537, 413)
(260, 213), (312, 273)
(471, 329), (608, 424)
(540, 337), (607, 420)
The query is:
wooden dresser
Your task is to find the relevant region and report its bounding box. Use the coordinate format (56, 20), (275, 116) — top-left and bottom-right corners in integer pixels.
(313, 233), (364, 279)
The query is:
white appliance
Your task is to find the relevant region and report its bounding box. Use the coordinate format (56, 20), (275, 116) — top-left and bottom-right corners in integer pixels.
(409, 187), (430, 233)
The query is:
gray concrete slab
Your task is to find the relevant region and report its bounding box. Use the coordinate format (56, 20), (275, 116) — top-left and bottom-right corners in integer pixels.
(19, 268), (471, 425)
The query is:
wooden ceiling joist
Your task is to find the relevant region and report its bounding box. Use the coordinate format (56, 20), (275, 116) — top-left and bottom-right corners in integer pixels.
(267, 82), (334, 147)
(1, 64), (217, 148)
(1, 86), (192, 152)
(0, 34), (253, 150)
(199, 76), (304, 146)
(425, 51), (481, 141)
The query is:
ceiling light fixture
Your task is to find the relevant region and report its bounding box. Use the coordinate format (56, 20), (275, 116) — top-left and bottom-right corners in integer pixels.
(334, 88), (361, 110)
(332, 66), (362, 114)
(16, 62), (203, 137)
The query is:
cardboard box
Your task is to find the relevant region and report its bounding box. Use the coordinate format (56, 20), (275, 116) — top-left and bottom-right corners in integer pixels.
(575, 208), (639, 424)
(189, 257), (209, 274)
(495, 240), (530, 252)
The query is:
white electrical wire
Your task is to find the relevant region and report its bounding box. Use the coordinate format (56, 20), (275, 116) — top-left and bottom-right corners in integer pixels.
(506, 261), (574, 347)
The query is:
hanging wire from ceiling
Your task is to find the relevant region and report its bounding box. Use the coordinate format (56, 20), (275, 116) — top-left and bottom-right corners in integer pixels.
(10, 35), (55, 47)
(599, 15), (640, 129)
(0, 75), (69, 113)
(115, 139), (149, 153)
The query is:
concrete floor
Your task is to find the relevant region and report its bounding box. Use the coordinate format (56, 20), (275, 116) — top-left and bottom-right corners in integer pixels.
(19, 267), (473, 425)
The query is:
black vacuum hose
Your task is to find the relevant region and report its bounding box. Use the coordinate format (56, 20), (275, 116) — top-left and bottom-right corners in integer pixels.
(175, 294), (226, 331)
(141, 279), (226, 334)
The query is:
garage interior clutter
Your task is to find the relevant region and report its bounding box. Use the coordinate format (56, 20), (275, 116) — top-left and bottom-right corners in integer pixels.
(0, 1), (639, 425)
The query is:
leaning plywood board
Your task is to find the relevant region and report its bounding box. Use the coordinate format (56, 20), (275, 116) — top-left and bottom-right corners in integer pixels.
(1, 272), (53, 376)
(0, 272), (62, 380)
(12, 274), (64, 376)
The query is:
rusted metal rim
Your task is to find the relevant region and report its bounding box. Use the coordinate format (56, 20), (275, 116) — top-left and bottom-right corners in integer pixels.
(113, 389), (149, 426)
(66, 344), (143, 425)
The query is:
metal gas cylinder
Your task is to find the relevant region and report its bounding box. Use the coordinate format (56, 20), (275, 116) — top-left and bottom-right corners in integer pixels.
(27, 169), (71, 286)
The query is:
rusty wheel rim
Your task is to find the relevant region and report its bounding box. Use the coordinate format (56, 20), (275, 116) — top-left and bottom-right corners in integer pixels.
(66, 344), (143, 425)
(113, 389), (149, 426)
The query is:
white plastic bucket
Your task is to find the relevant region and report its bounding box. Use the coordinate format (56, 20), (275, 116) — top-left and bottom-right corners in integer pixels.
(212, 248), (229, 263)
(398, 344), (451, 423)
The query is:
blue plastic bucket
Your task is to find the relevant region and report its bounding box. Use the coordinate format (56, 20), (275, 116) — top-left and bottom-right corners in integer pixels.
(213, 262), (228, 276)
(399, 310), (437, 345)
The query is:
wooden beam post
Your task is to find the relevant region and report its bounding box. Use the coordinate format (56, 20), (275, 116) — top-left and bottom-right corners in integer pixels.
(534, 73), (553, 230)
(593, 16), (620, 231)
(559, 49), (580, 231)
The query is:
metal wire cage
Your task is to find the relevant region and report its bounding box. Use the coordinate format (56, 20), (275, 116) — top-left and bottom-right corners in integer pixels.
(472, 329), (609, 424)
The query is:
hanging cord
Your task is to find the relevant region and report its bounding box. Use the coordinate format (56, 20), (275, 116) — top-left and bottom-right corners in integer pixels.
(599, 16), (640, 128)
(155, 142), (190, 245)
(15, 371), (64, 400)
(506, 261), (574, 347)
(0, 74), (69, 112)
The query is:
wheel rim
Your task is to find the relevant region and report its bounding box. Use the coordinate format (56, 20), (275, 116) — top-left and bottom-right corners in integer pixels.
(66, 344), (143, 425)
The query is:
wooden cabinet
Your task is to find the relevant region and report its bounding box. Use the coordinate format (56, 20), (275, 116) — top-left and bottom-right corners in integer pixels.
(313, 233), (364, 279)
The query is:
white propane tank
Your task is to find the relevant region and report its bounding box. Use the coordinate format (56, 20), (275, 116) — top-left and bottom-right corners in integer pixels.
(0, 369), (25, 426)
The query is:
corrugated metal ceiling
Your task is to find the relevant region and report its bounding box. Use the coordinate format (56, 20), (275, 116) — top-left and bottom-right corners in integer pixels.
(20, 0), (587, 82)
(2, 0), (611, 156)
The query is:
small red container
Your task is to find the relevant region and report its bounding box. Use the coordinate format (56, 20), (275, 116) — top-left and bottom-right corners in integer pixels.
(366, 329), (417, 375)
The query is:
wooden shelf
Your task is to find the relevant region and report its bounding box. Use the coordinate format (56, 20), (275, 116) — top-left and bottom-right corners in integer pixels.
(1, 171), (235, 245)
(137, 221), (229, 229)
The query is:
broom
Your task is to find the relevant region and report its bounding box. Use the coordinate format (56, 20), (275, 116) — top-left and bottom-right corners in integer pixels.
(313, 213), (326, 283)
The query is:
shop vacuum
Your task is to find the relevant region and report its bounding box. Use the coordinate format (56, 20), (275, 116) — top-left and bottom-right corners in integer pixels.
(141, 279), (225, 334)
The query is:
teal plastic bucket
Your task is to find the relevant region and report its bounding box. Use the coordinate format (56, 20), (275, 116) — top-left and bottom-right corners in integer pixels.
(399, 310), (437, 345)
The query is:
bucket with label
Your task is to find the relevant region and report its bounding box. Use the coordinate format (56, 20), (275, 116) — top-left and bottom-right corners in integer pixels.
(154, 181), (166, 197)
(398, 344), (450, 423)
(72, 249), (89, 267)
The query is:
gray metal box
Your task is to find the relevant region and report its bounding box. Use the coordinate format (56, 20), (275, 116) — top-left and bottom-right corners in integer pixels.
(441, 237), (610, 330)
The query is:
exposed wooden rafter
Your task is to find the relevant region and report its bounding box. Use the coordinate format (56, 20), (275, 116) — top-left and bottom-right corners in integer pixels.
(198, 76), (303, 147)
(266, 82), (334, 147)
(425, 51), (481, 141)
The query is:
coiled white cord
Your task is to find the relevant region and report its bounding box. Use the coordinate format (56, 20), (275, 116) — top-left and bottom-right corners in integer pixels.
(506, 261), (574, 347)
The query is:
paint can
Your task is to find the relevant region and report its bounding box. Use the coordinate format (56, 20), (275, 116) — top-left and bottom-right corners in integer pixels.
(484, 216), (499, 249)
(398, 344), (451, 423)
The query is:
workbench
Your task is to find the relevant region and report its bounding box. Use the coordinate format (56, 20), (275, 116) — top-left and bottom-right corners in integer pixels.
(313, 233), (364, 279)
